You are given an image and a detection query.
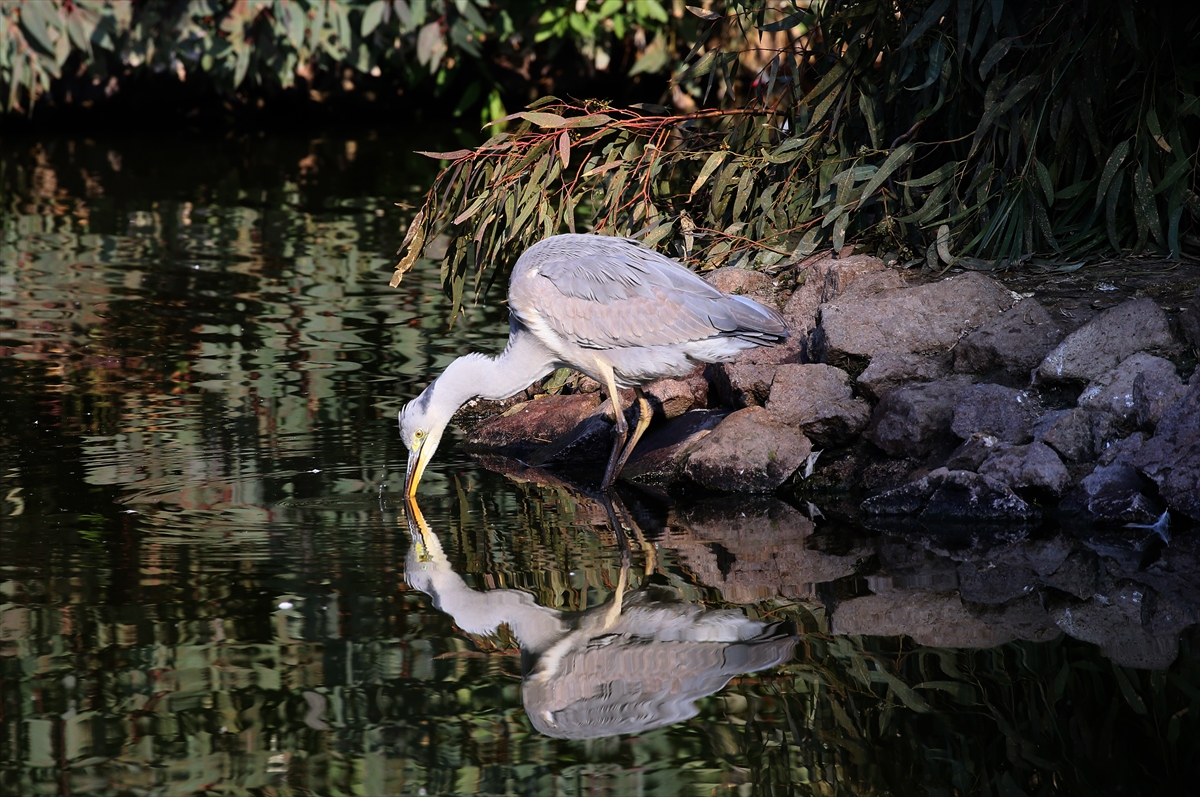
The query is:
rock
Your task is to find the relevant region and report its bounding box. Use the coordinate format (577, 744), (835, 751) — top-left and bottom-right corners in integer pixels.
(957, 560), (1039, 604)
(856, 352), (952, 401)
(832, 591), (1033, 648)
(1129, 384), (1200, 521)
(705, 267), (779, 308)
(1033, 408), (1095, 463)
(1023, 535), (1075, 577)
(1037, 298), (1175, 383)
(1059, 462), (1160, 524)
(862, 468), (1041, 522)
(1040, 550), (1100, 601)
(1097, 431), (1147, 466)
(1134, 367), (1189, 431)
(817, 272), (1016, 364)
(622, 410), (727, 484)
(1050, 582), (1179, 669)
(781, 253), (895, 338)
(671, 498), (865, 602)
(464, 393), (603, 457)
(1179, 288), (1200, 348)
(683, 406), (812, 492)
(865, 376), (975, 458)
(954, 298), (1065, 379)
(944, 435), (1002, 471)
(1078, 352), (1182, 425)
(708, 360), (781, 408)
(766, 363), (871, 447)
(978, 442), (1072, 496)
(645, 366), (709, 419)
(951, 383), (1040, 444)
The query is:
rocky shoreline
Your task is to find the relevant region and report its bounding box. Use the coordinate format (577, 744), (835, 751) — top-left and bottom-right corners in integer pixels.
(441, 251), (1200, 669)
(452, 251), (1200, 527)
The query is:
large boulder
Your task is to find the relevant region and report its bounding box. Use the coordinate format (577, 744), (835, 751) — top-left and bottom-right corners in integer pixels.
(464, 393), (603, 458)
(862, 468), (1041, 522)
(977, 442), (1072, 497)
(1037, 298), (1174, 383)
(1059, 462), (1160, 524)
(1129, 384), (1200, 520)
(683, 406), (812, 492)
(856, 352), (952, 401)
(865, 376), (975, 458)
(1077, 352), (1183, 426)
(951, 383), (1040, 444)
(644, 366), (709, 419)
(817, 272), (1016, 364)
(954, 298), (1065, 380)
(780, 253), (896, 338)
(621, 410), (727, 484)
(1179, 287), (1200, 349)
(1033, 408), (1096, 463)
(766, 363), (871, 447)
(705, 267), (781, 308)
(1050, 582), (1179, 669)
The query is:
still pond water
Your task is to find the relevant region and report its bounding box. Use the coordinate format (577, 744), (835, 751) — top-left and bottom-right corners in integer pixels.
(1, 133), (1198, 796)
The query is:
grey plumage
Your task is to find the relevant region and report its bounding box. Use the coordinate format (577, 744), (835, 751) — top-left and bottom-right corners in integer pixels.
(400, 233), (789, 495)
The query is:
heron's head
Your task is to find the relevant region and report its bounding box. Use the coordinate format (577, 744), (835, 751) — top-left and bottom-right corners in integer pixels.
(399, 388), (451, 498)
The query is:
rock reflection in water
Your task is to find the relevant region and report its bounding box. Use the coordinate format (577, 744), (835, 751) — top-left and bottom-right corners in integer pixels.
(404, 499), (797, 740)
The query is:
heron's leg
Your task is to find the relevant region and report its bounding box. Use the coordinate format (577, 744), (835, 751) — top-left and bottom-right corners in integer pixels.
(596, 362), (628, 489)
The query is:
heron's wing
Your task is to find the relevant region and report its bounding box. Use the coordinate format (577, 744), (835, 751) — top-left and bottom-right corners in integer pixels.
(511, 235), (786, 350)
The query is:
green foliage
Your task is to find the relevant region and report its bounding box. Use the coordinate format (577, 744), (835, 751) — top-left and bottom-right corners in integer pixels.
(0, 0), (682, 122)
(395, 0), (1200, 316)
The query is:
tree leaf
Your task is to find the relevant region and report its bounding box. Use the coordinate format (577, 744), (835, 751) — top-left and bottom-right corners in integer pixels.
(415, 149), (474, 160)
(362, 0), (387, 36)
(858, 143), (916, 204)
(1034, 159), (1054, 205)
(520, 111), (569, 127)
(900, 0), (951, 49)
(901, 161), (957, 188)
(686, 5), (721, 21)
(1095, 138), (1131, 207)
(690, 150), (729, 198)
(979, 37), (1013, 79)
(19, 2), (58, 55)
(557, 130), (571, 169)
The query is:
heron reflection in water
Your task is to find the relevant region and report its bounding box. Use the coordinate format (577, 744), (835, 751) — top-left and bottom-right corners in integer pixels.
(399, 234), (789, 495)
(404, 500), (797, 740)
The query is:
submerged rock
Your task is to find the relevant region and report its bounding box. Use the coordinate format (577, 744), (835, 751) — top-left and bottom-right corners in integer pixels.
(683, 406), (812, 493)
(1037, 298), (1174, 383)
(862, 468), (1040, 522)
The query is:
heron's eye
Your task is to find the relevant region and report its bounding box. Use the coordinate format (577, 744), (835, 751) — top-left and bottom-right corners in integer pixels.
(414, 430), (425, 441)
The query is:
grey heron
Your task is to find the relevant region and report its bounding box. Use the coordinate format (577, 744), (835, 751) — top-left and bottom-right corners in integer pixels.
(399, 233), (789, 496)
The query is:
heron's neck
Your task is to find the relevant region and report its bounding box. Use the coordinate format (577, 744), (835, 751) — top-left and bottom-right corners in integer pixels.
(429, 326), (557, 413)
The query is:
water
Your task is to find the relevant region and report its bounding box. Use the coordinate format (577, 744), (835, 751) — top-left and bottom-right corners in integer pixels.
(2, 133), (1199, 796)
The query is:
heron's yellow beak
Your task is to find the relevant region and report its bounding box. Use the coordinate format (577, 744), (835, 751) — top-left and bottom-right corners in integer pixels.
(404, 437), (433, 498)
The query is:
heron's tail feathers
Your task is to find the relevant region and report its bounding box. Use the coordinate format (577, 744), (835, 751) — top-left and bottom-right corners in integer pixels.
(711, 295), (790, 345)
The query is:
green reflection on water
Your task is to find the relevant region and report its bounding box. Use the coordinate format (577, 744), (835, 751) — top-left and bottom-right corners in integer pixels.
(1, 134), (1199, 796)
